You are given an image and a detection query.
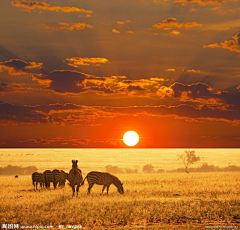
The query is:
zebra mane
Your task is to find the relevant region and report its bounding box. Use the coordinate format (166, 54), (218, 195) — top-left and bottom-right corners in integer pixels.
(112, 174), (122, 185)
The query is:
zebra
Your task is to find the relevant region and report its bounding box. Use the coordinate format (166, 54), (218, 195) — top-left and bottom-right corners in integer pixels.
(67, 160), (83, 196)
(59, 170), (68, 187)
(32, 172), (44, 190)
(53, 169), (61, 189)
(43, 170), (53, 189)
(81, 171), (124, 194)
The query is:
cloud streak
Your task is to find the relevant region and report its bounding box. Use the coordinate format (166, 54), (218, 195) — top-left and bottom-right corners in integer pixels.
(66, 57), (109, 67)
(42, 22), (93, 30)
(174, 0), (228, 5)
(11, 0), (93, 13)
(152, 18), (202, 30)
(204, 32), (240, 53)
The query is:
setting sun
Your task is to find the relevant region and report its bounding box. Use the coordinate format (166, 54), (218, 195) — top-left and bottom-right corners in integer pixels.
(123, 131), (139, 146)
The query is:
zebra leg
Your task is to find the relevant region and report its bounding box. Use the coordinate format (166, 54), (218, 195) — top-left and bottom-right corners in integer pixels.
(36, 182), (38, 190)
(106, 185), (110, 194)
(88, 183), (94, 194)
(72, 185), (75, 197)
(76, 184), (80, 197)
(102, 185), (106, 194)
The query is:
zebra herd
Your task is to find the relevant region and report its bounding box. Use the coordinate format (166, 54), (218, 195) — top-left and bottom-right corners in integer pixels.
(32, 160), (124, 196)
(32, 169), (68, 190)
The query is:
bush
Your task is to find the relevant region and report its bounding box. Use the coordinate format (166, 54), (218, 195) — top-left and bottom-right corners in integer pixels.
(105, 165), (124, 174)
(0, 165), (38, 175)
(143, 164), (155, 173)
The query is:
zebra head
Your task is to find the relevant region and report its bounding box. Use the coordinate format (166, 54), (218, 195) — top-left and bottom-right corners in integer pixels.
(71, 160), (78, 175)
(115, 180), (124, 194)
(118, 182), (124, 194)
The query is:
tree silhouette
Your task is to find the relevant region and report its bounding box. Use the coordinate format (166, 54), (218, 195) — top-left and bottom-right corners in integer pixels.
(143, 164), (155, 173)
(178, 149), (200, 173)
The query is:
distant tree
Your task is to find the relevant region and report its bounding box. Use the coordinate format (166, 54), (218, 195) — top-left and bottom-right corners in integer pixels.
(143, 164), (155, 173)
(105, 165), (124, 174)
(125, 168), (138, 174)
(0, 165), (37, 175)
(177, 149), (200, 173)
(156, 169), (165, 173)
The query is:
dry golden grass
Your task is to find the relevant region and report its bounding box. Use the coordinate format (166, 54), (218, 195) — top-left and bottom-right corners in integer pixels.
(0, 172), (240, 229)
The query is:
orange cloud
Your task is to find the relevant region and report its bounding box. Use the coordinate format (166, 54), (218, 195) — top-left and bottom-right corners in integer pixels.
(42, 22), (93, 30)
(11, 0), (93, 13)
(117, 20), (131, 25)
(173, 0), (226, 5)
(203, 32), (240, 53)
(0, 59), (42, 75)
(112, 29), (120, 33)
(152, 17), (201, 29)
(66, 57), (109, 67)
(186, 69), (202, 73)
(170, 30), (180, 35)
(0, 82), (30, 95)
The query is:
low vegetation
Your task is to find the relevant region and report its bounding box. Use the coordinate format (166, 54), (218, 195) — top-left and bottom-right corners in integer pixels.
(0, 172), (240, 229)
(0, 165), (37, 175)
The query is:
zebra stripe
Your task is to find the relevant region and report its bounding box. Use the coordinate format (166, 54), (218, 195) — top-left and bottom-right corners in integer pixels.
(43, 170), (53, 189)
(59, 170), (68, 187)
(68, 160), (83, 196)
(53, 169), (61, 189)
(32, 172), (44, 190)
(81, 171), (124, 194)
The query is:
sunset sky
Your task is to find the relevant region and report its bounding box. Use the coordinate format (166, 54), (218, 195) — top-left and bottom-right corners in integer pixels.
(0, 0), (240, 148)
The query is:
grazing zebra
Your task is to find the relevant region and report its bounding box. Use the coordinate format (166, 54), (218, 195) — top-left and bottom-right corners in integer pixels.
(32, 172), (44, 190)
(53, 169), (61, 189)
(59, 170), (68, 187)
(68, 160), (83, 196)
(81, 171), (124, 194)
(43, 170), (53, 189)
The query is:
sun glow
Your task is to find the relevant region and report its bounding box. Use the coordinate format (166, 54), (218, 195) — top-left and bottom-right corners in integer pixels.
(123, 131), (139, 146)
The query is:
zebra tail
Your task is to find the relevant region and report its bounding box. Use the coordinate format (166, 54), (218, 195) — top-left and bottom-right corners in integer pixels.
(80, 175), (87, 186)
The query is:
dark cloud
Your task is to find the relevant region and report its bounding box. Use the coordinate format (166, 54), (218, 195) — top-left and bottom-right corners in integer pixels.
(127, 85), (146, 92)
(0, 82), (28, 94)
(0, 83), (8, 92)
(171, 82), (213, 98)
(39, 70), (87, 93)
(170, 82), (240, 110)
(35, 103), (84, 113)
(0, 59), (42, 75)
(11, 0), (93, 13)
(162, 82), (240, 110)
(218, 89), (240, 110)
(0, 103), (99, 125)
(0, 103), (48, 124)
(90, 85), (115, 94)
(102, 104), (240, 121)
(6, 137), (91, 147)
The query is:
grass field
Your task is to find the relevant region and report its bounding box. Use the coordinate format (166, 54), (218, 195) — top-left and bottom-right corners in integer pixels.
(0, 172), (240, 229)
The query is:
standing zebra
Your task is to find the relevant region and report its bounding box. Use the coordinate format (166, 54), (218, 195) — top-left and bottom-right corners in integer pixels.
(81, 171), (124, 194)
(68, 160), (83, 196)
(53, 169), (61, 189)
(59, 170), (68, 187)
(43, 170), (53, 189)
(32, 172), (44, 190)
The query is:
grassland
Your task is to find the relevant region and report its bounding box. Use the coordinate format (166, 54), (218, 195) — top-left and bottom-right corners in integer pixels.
(0, 172), (240, 229)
